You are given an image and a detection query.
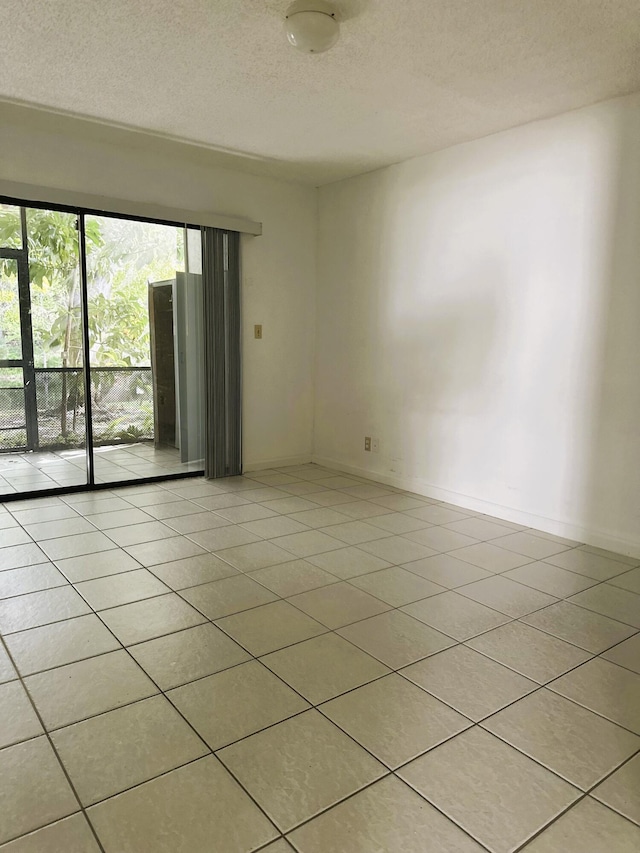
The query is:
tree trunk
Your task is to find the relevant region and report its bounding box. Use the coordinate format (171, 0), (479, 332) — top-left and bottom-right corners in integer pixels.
(60, 273), (77, 436)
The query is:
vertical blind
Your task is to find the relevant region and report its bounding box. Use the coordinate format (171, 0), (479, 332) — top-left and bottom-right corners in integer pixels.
(202, 228), (242, 478)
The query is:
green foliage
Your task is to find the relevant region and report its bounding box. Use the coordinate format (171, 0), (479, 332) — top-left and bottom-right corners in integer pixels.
(0, 430), (26, 449)
(49, 432), (84, 449)
(29, 210), (88, 370)
(0, 204), (183, 448)
(85, 216), (181, 366)
(0, 205), (22, 248)
(0, 275), (21, 362)
(101, 401), (154, 443)
(116, 424), (145, 441)
(0, 207), (183, 369)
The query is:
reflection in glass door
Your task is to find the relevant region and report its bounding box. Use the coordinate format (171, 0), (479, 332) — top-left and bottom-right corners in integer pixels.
(0, 200), (205, 498)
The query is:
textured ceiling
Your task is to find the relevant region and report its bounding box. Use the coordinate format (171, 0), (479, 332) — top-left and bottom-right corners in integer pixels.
(1, 0), (640, 185)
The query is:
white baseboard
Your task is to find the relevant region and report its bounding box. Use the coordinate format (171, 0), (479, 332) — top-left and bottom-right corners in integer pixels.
(312, 455), (640, 558)
(243, 455), (312, 473)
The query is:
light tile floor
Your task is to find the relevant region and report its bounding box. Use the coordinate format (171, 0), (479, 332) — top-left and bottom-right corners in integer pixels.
(0, 444), (202, 495)
(0, 464), (639, 852)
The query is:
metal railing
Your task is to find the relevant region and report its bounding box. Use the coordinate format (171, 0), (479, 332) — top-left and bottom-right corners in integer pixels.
(0, 366), (153, 451)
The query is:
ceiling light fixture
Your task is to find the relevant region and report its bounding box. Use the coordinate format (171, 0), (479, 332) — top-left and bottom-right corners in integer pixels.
(284, 1), (340, 54)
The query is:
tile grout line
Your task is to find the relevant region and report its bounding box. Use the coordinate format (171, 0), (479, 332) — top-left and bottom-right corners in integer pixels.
(2, 520), (639, 715)
(1, 470), (639, 849)
(7, 607), (639, 779)
(0, 633), (108, 853)
(0, 469), (204, 507)
(5, 600), (638, 770)
(2, 537), (638, 651)
(42, 574), (288, 850)
(53, 563), (640, 841)
(0, 539), (521, 850)
(3, 523), (639, 733)
(6, 487), (638, 583)
(3, 482), (638, 583)
(509, 746), (640, 851)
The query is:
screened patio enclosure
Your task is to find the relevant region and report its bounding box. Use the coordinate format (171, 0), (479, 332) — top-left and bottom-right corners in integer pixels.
(0, 200), (205, 496)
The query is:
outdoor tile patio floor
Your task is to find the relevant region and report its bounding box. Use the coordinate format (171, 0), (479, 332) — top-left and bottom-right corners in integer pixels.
(0, 443), (201, 494)
(0, 464), (638, 851)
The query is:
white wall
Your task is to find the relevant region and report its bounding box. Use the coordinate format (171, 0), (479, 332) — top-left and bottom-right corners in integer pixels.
(0, 106), (317, 469)
(315, 93), (640, 554)
(3, 96), (639, 553)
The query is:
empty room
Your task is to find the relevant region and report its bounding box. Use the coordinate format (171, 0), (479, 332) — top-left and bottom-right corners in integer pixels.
(0, 2), (639, 852)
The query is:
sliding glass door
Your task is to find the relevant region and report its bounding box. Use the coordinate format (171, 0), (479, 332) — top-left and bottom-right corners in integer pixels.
(0, 203), (89, 493)
(0, 199), (205, 498)
(83, 213), (204, 485)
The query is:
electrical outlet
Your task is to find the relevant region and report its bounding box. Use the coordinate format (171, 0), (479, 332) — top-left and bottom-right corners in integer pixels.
(364, 436), (371, 452)
(371, 438), (379, 453)
(254, 324), (262, 339)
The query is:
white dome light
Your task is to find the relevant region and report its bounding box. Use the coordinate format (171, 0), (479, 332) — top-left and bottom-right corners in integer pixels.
(284, 3), (340, 54)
